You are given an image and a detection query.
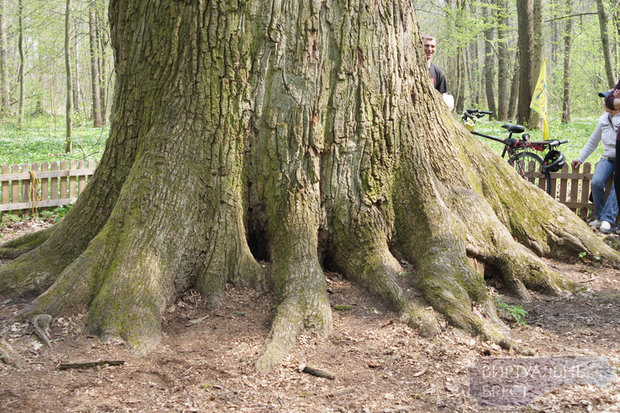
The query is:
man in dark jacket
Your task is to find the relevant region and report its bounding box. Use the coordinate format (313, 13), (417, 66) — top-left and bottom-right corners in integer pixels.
(422, 34), (447, 94)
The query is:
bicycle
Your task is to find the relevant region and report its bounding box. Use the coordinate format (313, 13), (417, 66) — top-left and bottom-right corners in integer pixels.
(462, 109), (568, 195)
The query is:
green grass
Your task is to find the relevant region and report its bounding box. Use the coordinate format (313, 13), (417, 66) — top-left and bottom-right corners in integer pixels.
(0, 113), (108, 166)
(471, 114), (601, 163)
(0, 113), (604, 167)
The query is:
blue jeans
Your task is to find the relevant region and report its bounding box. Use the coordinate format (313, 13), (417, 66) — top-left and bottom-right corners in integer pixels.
(592, 158), (617, 224)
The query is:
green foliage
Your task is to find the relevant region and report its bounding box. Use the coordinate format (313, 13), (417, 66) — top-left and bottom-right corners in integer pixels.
(53, 205), (73, 219)
(0, 114), (107, 166)
(333, 304), (354, 311)
(1, 214), (21, 226)
(494, 295), (528, 326)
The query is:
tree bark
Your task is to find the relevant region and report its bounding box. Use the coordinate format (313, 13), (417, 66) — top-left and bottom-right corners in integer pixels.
(595, 0), (616, 87)
(508, 50), (520, 119)
(64, 0), (73, 153)
(1, 0), (617, 373)
(483, 1), (497, 117)
(516, 0), (534, 125)
(561, 0), (573, 124)
(72, 14), (81, 116)
(89, 1), (103, 127)
(496, 0), (510, 120)
(0, 0), (9, 116)
(18, 0), (24, 129)
(529, 0), (544, 129)
(96, 4), (108, 124)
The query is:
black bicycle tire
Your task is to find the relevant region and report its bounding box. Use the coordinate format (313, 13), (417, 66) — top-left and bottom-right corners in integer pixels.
(509, 151), (551, 194)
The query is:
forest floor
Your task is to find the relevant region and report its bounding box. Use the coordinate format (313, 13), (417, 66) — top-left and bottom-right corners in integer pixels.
(0, 220), (619, 413)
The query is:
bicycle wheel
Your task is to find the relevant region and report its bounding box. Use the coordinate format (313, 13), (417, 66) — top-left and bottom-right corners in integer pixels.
(509, 151), (551, 194)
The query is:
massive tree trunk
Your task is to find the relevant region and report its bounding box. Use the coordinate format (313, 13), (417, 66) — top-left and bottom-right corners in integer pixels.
(1, 0), (618, 372)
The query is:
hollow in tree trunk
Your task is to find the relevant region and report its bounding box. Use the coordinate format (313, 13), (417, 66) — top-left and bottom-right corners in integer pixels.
(1, 0), (618, 372)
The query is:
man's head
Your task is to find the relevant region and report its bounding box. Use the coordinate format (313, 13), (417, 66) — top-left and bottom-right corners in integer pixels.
(421, 35), (437, 63)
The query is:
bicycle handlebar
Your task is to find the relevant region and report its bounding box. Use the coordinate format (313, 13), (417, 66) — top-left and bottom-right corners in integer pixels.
(462, 109), (493, 120)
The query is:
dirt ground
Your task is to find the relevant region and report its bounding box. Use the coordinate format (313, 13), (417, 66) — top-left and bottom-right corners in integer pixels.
(0, 220), (619, 413)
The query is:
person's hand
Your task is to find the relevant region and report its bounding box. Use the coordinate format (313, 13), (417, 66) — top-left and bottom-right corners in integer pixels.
(571, 159), (581, 169)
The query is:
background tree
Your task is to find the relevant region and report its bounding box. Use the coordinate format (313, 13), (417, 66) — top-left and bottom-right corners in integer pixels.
(516, 0), (535, 125)
(64, 0), (73, 152)
(529, 0), (544, 129)
(88, 0), (103, 127)
(17, 0), (24, 129)
(0, 0), (9, 116)
(1, 0), (618, 372)
(561, 0), (573, 123)
(483, 0), (497, 116)
(595, 0), (616, 87)
(496, 0), (511, 120)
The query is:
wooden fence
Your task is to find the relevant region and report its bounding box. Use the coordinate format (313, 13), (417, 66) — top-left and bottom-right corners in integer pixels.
(0, 160), (612, 221)
(1, 160), (97, 217)
(522, 161), (613, 222)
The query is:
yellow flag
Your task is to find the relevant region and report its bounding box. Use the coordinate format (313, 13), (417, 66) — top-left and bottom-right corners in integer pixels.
(530, 59), (549, 140)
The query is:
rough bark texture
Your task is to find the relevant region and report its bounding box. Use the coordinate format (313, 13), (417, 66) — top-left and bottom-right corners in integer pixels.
(1, 0), (619, 371)
(65, 0), (73, 153)
(483, 1), (496, 117)
(516, 0), (534, 125)
(89, 2), (104, 127)
(561, 0), (572, 124)
(496, 0), (510, 121)
(0, 0), (9, 115)
(595, 0), (616, 87)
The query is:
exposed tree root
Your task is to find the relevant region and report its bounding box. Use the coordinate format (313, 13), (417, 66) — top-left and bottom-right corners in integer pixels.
(329, 208), (439, 337)
(0, 227), (52, 259)
(256, 199), (332, 372)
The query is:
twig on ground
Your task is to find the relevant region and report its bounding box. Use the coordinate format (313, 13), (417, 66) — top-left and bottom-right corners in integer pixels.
(59, 360), (125, 370)
(298, 363), (335, 380)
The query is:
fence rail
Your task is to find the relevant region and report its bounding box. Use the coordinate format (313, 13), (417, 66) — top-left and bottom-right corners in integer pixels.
(1, 160), (97, 216)
(0, 160), (611, 221)
(520, 161), (613, 222)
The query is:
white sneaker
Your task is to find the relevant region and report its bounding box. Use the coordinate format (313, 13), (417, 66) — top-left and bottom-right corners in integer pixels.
(600, 221), (612, 232)
(588, 219), (601, 228)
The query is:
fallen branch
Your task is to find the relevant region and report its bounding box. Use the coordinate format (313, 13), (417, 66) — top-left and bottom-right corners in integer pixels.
(59, 360), (125, 370)
(185, 315), (209, 326)
(299, 364), (335, 380)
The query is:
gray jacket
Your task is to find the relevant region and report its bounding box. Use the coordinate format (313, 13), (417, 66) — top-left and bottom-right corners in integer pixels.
(577, 112), (620, 163)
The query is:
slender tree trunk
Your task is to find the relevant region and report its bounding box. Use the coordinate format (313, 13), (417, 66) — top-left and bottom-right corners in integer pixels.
(65, 0), (73, 152)
(89, 1), (103, 127)
(595, 0), (616, 87)
(72, 16), (80, 116)
(96, 6), (108, 124)
(508, 51), (520, 120)
(561, 1), (573, 123)
(496, 0), (510, 120)
(18, 0), (24, 129)
(483, 1), (497, 117)
(0, 0), (9, 116)
(516, 0), (534, 125)
(529, 0), (544, 129)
